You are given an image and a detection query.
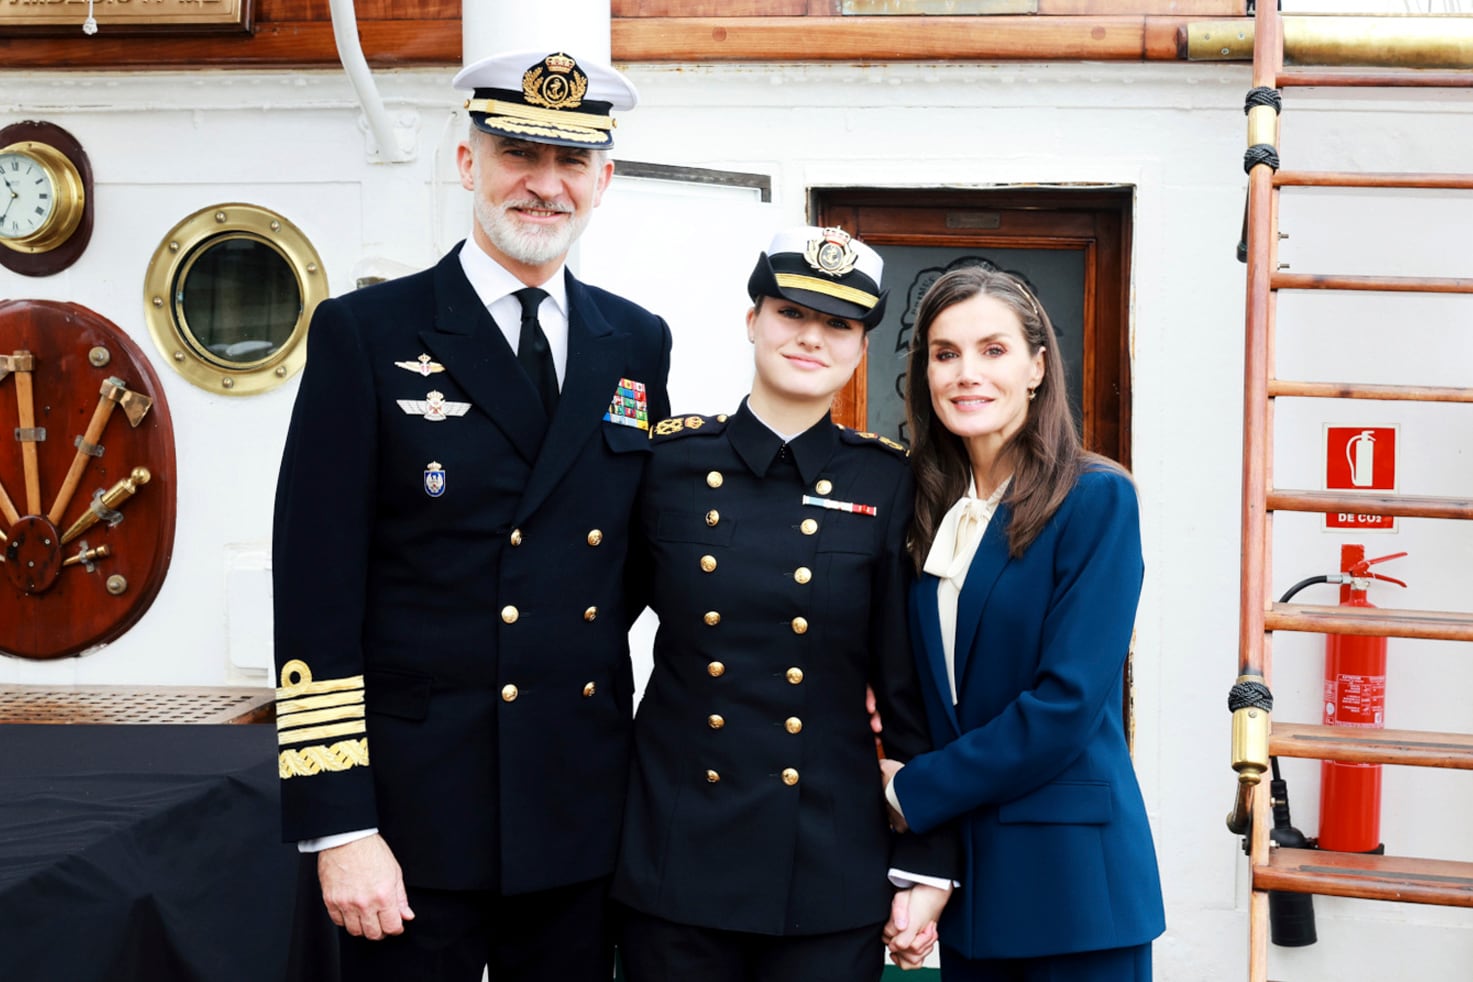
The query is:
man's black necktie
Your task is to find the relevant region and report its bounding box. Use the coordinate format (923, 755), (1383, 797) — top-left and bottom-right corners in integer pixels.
(513, 286), (558, 418)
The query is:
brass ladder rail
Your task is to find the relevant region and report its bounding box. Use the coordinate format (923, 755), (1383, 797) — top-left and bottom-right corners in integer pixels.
(1233, 6), (1473, 980)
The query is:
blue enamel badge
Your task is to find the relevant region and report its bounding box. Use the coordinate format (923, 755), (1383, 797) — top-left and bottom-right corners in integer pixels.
(423, 461), (446, 498)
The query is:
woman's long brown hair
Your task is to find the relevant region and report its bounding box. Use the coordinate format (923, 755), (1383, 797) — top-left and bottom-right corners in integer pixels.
(904, 266), (1121, 569)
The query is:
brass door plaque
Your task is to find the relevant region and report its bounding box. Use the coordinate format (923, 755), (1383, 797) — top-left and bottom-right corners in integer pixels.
(0, 0), (252, 35)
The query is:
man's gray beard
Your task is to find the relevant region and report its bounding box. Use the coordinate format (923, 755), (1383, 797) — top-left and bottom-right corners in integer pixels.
(475, 196), (590, 267)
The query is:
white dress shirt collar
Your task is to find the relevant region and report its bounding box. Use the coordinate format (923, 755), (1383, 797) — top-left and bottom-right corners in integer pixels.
(457, 235), (571, 386)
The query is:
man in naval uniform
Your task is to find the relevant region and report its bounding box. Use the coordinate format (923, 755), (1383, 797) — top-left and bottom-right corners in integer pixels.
(271, 49), (671, 982)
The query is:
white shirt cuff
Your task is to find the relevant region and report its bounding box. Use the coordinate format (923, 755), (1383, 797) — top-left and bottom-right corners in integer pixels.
(885, 775), (906, 822)
(297, 827), (378, 853)
(888, 868), (956, 890)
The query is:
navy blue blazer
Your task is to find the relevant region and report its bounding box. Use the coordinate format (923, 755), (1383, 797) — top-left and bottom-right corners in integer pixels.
(893, 466), (1164, 960)
(273, 244), (671, 894)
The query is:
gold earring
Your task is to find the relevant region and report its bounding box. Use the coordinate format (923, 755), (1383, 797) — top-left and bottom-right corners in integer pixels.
(1028, 387), (1037, 401)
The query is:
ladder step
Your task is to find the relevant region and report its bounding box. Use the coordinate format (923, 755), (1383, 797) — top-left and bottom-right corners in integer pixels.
(1276, 170), (1473, 190)
(1278, 70), (1473, 89)
(1267, 489), (1473, 520)
(1256, 847), (1473, 908)
(1271, 722), (1473, 768)
(1271, 272), (1473, 294)
(1266, 602), (1473, 641)
(1270, 380), (1473, 404)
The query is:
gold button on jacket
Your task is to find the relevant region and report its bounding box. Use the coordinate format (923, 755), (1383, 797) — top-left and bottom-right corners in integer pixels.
(500, 605), (518, 624)
(781, 768), (800, 786)
(501, 684), (518, 703)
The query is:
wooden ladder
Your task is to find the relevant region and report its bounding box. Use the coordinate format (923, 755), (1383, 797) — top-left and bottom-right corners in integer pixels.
(1228, 5), (1473, 980)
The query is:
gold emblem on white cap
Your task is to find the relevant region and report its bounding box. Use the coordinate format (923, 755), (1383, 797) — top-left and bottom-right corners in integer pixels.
(804, 227), (859, 278)
(523, 53), (588, 110)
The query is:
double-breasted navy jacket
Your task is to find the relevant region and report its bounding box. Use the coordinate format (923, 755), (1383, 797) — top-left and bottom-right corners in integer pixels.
(893, 466), (1165, 959)
(272, 244), (671, 894)
(612, 403), (957, 936)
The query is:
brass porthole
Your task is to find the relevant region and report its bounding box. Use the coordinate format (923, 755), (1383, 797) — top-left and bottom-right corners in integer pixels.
(143, 203), (326, 395)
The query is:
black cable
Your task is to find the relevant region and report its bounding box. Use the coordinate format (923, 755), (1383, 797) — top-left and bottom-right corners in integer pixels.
(1278, 575), (1329, 604)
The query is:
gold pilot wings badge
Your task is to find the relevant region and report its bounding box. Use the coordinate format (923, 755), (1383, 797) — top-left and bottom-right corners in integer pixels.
(394, 354), (445, 376)
(398, 390), (471, 421)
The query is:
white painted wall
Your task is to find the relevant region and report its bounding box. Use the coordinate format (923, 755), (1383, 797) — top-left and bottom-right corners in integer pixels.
(2, 51), (1470, 981)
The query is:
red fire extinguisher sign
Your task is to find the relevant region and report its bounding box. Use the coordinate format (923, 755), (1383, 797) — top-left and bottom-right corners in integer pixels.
(1325, 425), (1397, 530)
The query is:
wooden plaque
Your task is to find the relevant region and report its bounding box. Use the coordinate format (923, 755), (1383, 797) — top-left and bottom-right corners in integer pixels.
(0, 300), (176, 660)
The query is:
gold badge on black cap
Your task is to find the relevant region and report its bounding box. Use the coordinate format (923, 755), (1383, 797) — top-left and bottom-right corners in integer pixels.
(804, 227), (859, 279)
(523, 53), (589, 111)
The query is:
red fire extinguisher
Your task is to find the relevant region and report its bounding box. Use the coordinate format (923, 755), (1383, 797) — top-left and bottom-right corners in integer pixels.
(1317, 544), (1405, 854)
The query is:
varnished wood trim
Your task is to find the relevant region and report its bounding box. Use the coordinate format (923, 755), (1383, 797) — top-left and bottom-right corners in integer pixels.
(0, 15), (1222, 69)
(1276, 170), (1473, 190)
(1270, 722), (1473, 769)
(1265, 602), (1473, 642)
(613, 16), (1197, 62)
(1272, 272), (1473, 294)
(1258, 847), (1473, 908)
(1269, 380), (1473, 403)
(1267, 489), (1473, 520)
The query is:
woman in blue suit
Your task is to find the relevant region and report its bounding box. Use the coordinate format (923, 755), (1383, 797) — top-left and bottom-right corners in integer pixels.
(880, 266), (1164, 981)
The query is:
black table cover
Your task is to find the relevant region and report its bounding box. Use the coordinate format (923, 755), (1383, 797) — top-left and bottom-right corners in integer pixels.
(0, 724), (334, 982)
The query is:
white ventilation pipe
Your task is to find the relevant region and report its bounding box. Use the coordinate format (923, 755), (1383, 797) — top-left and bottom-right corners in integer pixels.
(328, 0), (414, 163)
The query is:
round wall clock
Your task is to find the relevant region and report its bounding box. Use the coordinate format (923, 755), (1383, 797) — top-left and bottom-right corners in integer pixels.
(0, 121), (94, 277)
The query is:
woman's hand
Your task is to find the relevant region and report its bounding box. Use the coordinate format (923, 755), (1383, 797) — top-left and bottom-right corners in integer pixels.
(884, 883), (952, 968)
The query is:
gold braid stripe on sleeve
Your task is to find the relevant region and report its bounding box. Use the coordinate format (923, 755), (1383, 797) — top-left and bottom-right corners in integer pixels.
(279, 738), (370, 780)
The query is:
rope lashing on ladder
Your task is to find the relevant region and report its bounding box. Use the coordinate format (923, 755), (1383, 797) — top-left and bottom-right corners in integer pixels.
(1244, 144), (1280, 173)
(1243, 86), (1282, 174)
(1244, 87), (1282, 115)
(1228, 678), (1274, 714)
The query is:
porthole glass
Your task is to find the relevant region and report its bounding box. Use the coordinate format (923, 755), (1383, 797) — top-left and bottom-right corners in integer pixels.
(144, 204), (326, 395)
(176, 235), (300, 367)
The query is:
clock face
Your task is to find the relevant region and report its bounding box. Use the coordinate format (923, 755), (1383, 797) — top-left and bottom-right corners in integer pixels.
(0, 151), (57, 241)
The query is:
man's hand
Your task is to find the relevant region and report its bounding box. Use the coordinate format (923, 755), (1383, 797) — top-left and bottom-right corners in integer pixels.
(317, 833), (415, 940)
(866, 684), (883, 736)
(883, 883), (952, 969)
(879, 756), (907, 833)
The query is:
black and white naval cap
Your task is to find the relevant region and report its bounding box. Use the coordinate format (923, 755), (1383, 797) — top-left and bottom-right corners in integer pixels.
(453, 49), (638, 150)
(747, 226), (889, 329)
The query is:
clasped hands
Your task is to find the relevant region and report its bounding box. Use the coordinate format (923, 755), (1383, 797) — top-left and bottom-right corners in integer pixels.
(885, 881), (950, 969)
(879, 756), (949, 968)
